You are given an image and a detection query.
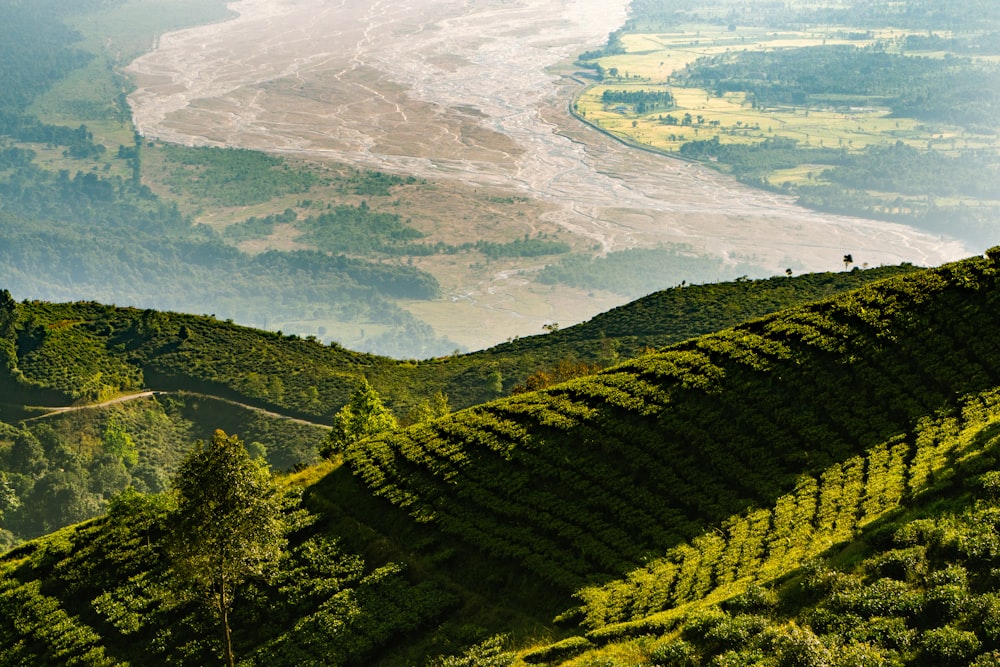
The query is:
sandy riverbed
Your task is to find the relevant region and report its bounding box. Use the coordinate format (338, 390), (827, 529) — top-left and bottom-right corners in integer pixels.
(126, 0), (970, 348)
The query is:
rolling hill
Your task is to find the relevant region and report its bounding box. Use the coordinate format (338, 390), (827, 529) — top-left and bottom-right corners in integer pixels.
(0, 266), (913, 543)
(0, 264), (917, 422)
(0, 251), (999, 665)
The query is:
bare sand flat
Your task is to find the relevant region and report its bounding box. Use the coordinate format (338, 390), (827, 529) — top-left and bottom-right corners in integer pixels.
(127, 0), (970, 348)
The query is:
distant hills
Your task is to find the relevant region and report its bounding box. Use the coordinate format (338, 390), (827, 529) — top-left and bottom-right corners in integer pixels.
(0, 263), (918, 421)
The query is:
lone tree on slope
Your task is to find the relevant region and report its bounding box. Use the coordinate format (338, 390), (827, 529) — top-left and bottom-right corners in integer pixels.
(167, 429), (286, 667)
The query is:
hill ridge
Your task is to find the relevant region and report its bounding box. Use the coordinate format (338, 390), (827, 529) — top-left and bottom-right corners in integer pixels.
(344, 251), (1000, 590)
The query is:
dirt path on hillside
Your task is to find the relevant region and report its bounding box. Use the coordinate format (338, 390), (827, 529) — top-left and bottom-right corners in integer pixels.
(125, 0), (970, 346)
(23, 390), (331, 429)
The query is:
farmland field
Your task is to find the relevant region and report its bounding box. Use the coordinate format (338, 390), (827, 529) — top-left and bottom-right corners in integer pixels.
(575, 22), (1000, 244)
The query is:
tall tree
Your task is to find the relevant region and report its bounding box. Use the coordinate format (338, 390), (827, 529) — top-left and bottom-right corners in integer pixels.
(406, 390), (451, 425)
(167, 430), (286, 667)
(321, 377), (398, 458)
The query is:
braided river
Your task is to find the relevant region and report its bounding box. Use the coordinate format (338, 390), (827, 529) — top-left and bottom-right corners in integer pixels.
(126, 0), (969, 348)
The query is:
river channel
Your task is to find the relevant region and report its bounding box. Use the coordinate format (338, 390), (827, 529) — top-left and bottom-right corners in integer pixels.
(126, 0), (970, 348)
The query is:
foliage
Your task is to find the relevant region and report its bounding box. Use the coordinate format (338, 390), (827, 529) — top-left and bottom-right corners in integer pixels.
(4, 249), (1000, 663)
(0, 1), (93, 113)
(677, 45), (1000, 131)
(0, 2), (454, 359)
(0, 479), (458, 666)
(167, 430), (287, 665)
(160, 145), (318, 207)
(345, 252), (1000, 591)
(295, 202), (426, 255)
(601, 88), (674, 114)
(0, 263), (918, 545)
(591, 0), (1000, 243)
(430, 635), (515, 666)
(537, 245), (767, 298)
(321, 379), (399, 458)
(627, 0), (1000, 32)
(0, 263), (912, 420)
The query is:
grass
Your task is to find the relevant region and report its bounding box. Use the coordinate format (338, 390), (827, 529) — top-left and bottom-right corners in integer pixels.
(31, 0), (233, 140)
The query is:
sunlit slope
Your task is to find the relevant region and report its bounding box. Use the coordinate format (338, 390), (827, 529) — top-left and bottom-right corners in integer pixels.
(1, 254), (998, 665)
(522, 388), (1000, 665)
(346, 251), (1000, 591)
(0, 265), (916, 422)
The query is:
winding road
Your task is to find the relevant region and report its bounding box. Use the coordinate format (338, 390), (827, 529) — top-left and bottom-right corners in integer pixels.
(22, 390), (331, 430)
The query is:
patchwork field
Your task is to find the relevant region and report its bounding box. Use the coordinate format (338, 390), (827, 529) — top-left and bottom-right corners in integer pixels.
(575, 23), (1000, 243)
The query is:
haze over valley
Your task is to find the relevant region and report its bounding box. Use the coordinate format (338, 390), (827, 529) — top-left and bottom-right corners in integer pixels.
(125, 0), (969, 349)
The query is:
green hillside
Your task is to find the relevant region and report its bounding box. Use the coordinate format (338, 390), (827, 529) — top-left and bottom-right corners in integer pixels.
(0, 264), (916, 422)
(1, 251), (1000, 665)
(0, 267), (912, 544)
(346, 252), (1000, 588)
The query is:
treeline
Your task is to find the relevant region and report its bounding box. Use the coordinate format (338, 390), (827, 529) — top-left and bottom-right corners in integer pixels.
(903, 31), (1000, 55)
(339, 169), (417, 196)
(230, 205), (569, 259)
(677, 136), (1000, 243)
(0, 155), (454, 357)
(0, 113), (106, 158)
(345, 251), (1000, 589)
(811, 0), (1000, 31)
(823, 141), (1000, 199)
(160, 145), (318, 207)
(677, 45), (1000, 132)
(296, 203), (426, 254)
(601, 89), (675, 114)
(474, 235), (570, 259)
(0, 0), (92, 112)
(627, 0), (1000, 32)
(679, 136), (825, 176)
(537, 245), (765, 298)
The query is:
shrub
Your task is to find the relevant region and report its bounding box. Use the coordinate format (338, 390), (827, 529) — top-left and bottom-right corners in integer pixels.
(773, 624), (832, 667)
(681, 608), (728, 641)
(844, 615), (916, 651)
(649, 639), (699, 667)
(977, 592), (1000, 642)
(829, 578), (923, 618)
(919, 626), (981, 665)
(705, 614), (771, 651)
(864, 547), (927, 582)
(976, 471), (1000, 503)
(433, 634), (515, 667)
(521, 636), (594, 664)
(971, 651), (1000, 667)
(831, 641), (896, 667)
(723, 584), (779, 614)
